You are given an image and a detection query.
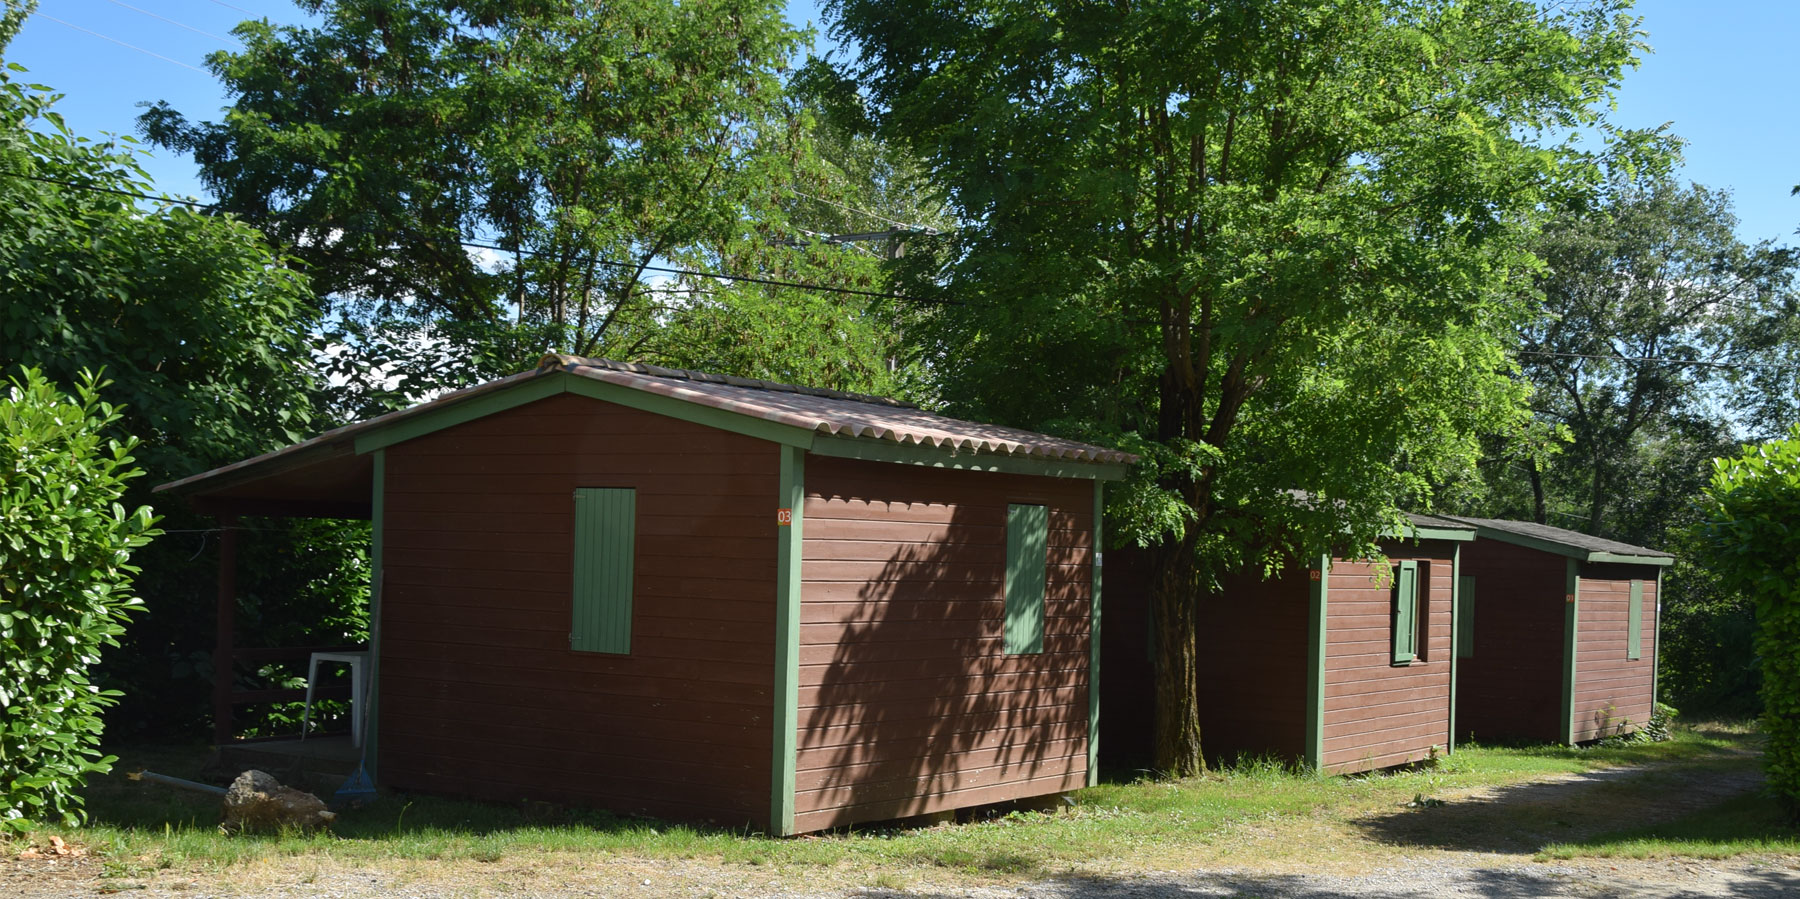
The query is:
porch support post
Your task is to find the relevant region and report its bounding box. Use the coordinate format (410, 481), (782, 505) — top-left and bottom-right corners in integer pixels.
(212, 514), (239, 745)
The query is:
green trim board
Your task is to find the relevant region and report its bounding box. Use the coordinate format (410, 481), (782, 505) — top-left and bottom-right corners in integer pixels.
(1004, 504), (1049, 655)
(1389, 525), (1476, 542)
(1448, 545), (1462, 754)
(769, 446), (805, 836)
(1087, 481), (1103, 788)
(1652, 569), (1663, 708)
(1561, 559), (1580, 745)
(808, 435), (1128, 481)
(1587, 551), (1674, 567)
(1304, 554), (1331, 771)
(364, 449), (385, 781)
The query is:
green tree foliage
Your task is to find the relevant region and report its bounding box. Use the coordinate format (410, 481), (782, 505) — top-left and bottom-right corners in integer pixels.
(141, 0), (915, 404)
(1500, 168), (1800, 532)
(0, 370), (159, 834)
(1695, 425), (1800, 819)
(0, 45), (349, 737)
(829, 0), (1644, 773)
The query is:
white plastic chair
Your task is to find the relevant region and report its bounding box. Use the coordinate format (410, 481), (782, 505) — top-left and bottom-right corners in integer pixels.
(300, 650), (369, 747)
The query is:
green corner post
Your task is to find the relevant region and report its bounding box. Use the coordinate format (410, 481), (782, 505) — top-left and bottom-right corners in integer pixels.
(365, 448), (385, 780)
(770, 446), (805, 835)
(1561, 558), (1580, 745)
(1304, 554), (1331, 772)
(1088, 480), (1103, 787)
(1652, 567), (1663, 710)
(1447, 543), (1461, 755)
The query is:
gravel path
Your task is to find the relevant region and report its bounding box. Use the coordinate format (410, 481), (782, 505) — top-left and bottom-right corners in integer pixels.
(7, 851), (1800, 898)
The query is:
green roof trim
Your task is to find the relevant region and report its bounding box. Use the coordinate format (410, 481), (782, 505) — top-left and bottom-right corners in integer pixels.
(1390, 524), (1477, 543)
(1587, 550), (1675, 567)
(1451, 519), (1673, 566)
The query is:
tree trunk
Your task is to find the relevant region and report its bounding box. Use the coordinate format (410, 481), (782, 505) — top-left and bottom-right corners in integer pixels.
(1530, 458), (1548, 524)
(1150, 533), (1205, 777)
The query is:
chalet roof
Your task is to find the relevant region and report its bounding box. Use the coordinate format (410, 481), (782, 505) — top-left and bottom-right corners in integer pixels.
(545, 355), (1134, 464)
(155, 354), (1134, 514)
(1398, 512), (1476, 541)
(1447, 517), (1674, 566)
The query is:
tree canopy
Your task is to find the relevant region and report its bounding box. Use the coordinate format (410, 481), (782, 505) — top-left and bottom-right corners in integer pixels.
(829, 0), (1647, 772)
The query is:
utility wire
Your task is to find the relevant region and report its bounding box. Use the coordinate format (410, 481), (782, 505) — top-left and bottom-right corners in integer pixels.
(203, 0), (260, 14)
(101, 0), (240, 44)
(1, 169), (963, 306)
(31, 11), (209, 73)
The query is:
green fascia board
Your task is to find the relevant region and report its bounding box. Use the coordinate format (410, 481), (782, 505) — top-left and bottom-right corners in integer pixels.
(770, 445), (804, 836)
(1586, 551), (1674, 567)
(1385, 525), (1476, 543)
(1087, 481), (1103, 788)
(807, 435), (1128, 481)
(1561, 558), (1579, 745)
(1304, 554), (1330, 771)
(1447, 544), (1461, 755)
(1467, 525), (1671, 567)
(353, 371), (816, 454)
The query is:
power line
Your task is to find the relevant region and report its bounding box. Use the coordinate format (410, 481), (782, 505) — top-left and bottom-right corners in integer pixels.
(1516, 349), (1786, 371)
(203, 0), (260, 14)
(102, 0), (240, 44)
(30, 11), (209, 73)
(1, 169), (962, 306)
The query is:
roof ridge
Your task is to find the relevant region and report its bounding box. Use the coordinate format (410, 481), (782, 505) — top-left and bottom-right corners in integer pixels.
(538, 353), (920, 410)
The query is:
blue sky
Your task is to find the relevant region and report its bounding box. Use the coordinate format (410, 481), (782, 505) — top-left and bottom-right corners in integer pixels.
(6, 0), (1797, 243)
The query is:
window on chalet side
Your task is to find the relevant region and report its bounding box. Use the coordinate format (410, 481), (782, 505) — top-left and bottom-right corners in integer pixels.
(572, 487), (636, 654)
(1004, 503), (1048, 655)
(1391, 559), (1426, 665)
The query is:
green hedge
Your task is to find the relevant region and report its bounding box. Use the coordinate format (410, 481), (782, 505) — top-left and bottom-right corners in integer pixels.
(0, 369), (159, 834)
(1696, 424), (1800, 820)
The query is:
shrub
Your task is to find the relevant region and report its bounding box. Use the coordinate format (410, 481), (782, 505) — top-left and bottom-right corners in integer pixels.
(0, 369), (159, 834)
(1695, 424), (1800, 820)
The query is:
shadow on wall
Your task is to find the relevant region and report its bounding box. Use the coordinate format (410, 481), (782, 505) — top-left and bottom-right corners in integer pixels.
(797, 470), (1091, 828)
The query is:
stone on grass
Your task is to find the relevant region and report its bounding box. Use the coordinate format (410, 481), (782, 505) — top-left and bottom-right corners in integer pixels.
(220, 769), (337, 834)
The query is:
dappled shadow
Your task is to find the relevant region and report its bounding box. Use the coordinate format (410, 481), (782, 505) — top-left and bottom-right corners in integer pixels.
(1356, 761), (1766, 854)
(797, 458), (1095, 829)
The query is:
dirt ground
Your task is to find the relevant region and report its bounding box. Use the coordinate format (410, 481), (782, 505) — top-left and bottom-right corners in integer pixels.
(6, 763), (1797, 898)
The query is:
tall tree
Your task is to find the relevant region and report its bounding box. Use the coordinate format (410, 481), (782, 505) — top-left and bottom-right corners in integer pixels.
(1506, 168), (1800, 535)
(829, 0), (1644, 773)
(141, 0), (918, 405)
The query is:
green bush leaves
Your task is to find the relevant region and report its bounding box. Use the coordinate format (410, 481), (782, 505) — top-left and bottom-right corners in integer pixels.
(1696, 424), (1800, 820)
(0, 369), (159, 834)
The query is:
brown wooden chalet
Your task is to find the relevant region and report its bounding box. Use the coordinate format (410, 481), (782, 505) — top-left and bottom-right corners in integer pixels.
(1102, 514), (1477, 774)
(156, 354), (1132, 834)
(1447, 518), (1672, 745)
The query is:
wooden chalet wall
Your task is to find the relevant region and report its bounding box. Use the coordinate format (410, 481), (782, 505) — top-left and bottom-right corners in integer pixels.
(1097, 548), (1155, 769)
(377, 392), (779, 826)
(1572, 563), (1660, 742)
(1454, 540), (1566, 743)
(1193, 566), (1310, 766)
(1320, 542), (1456, 774)
(793, 456), (1092, 832)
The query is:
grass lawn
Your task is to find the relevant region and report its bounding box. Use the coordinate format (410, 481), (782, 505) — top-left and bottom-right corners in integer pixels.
(18, 721), (1788, 884)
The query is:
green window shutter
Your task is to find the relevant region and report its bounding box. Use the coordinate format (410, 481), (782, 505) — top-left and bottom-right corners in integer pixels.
(572, 487), (635, 654)
(1457, 575), (1475, 659)
(1392, 560), (1418, 664)
(1005, 503), (1048, 655)
(1628, 579), (1644, 661)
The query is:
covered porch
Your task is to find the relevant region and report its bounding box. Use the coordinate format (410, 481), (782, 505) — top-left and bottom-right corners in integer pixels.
(158, 430), (385, 772)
